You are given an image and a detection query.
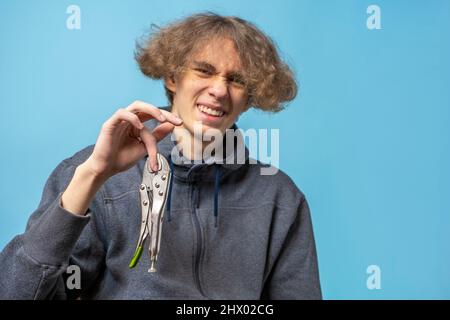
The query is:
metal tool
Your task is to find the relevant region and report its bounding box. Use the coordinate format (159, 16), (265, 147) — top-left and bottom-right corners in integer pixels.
(129, 153), (171, 273)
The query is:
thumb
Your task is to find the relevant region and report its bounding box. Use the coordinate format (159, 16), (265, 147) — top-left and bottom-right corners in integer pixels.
(152, 122), (177, 142)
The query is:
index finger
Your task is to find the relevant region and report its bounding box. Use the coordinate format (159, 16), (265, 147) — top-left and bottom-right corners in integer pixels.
(127, 100), (182, 125)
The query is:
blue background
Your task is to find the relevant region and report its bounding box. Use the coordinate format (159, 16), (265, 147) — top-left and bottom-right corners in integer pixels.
(1, 0), (449, 299)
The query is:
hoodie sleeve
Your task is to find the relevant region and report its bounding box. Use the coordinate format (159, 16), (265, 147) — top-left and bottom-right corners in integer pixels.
(0, 159), (106, 300)
(261, 197), (322, 300)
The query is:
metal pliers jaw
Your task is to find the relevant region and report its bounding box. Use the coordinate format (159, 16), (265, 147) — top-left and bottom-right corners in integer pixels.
(129, 153), (171, 273)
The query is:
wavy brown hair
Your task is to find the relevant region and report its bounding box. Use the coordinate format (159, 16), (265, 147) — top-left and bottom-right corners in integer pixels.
(135, 12), (297, 112)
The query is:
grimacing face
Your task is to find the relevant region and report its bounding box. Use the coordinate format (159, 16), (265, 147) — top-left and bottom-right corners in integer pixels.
(165, 38), (250, 136)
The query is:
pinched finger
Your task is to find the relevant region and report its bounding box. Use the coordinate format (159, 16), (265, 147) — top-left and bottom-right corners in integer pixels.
(139, 128), (159, 171)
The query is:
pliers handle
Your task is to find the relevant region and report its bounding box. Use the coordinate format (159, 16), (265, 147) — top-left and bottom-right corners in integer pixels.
(129, 153), (171, 272)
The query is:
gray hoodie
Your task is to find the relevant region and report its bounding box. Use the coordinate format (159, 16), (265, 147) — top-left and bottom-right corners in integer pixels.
(0, 119), (322, 300)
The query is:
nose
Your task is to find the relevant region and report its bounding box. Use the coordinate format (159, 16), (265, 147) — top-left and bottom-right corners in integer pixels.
(207, 76), (229, 100)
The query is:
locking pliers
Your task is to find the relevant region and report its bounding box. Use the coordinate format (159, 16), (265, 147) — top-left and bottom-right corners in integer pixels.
(129, 153), (171, 272)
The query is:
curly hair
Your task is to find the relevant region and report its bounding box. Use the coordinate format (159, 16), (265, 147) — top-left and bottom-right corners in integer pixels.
(135, 12), (297, 112)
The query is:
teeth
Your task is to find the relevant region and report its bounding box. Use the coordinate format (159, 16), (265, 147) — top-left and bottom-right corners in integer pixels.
(197, 104), (224, 117)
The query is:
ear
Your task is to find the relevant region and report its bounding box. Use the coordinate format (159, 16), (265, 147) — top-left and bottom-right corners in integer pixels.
(164, 76), (176, 93)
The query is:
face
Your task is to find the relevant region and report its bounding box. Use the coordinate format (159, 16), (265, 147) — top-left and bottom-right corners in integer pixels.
(166, 38), (250, 136)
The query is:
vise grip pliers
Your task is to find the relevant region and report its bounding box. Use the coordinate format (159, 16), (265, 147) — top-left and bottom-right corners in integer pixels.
(129, 153), (171, 272)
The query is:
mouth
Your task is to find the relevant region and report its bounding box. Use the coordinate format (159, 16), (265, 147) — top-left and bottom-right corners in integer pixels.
(196, 104), (225, 118)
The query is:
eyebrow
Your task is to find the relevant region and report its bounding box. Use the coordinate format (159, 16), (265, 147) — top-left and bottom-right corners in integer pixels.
(192, 60), (244, 80)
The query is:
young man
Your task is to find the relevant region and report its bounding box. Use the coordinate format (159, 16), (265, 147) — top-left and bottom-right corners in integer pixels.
(0, 13), (322, 299)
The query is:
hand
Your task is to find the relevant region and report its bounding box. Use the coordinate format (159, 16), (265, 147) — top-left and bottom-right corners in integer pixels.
(84, 100), (182, 180)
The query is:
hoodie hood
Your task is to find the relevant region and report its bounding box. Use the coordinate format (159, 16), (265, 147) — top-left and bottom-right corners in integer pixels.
(156, 123), (249, 180)
(143, 116), (250, 227)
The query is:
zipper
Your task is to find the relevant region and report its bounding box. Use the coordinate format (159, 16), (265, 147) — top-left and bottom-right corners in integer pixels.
(191, 184), (206, 297)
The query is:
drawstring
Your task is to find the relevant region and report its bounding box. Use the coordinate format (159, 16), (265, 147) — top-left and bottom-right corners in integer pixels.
(165, 156), (223, 228)
(166, 155), (174, 222)
(213, 164), (222, 228)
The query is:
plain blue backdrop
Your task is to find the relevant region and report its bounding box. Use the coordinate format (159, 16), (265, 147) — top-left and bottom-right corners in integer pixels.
(1, 0), (449, 299)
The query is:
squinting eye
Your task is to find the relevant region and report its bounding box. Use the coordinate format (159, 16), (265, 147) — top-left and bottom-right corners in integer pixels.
(230, 77), (246, 87)
(194, 68), (212, 75)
